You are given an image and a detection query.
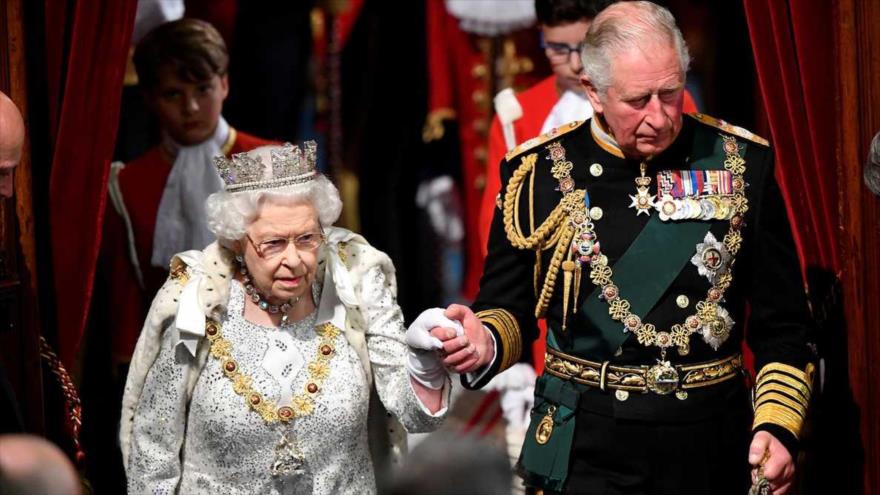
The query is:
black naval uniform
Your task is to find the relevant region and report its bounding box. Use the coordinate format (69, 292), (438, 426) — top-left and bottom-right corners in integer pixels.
(464, 114), (815, 495)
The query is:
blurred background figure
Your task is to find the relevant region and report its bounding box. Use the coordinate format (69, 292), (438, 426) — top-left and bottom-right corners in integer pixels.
(0, 91), (24, 199)
(0, 91), (26, 436)
(0, 434), (82, 495)
(388, 435), (512, 495)
(865, 131), (880, 196)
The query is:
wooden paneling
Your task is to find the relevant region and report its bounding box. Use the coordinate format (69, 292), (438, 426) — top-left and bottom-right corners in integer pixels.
(835, 0), (880, 492)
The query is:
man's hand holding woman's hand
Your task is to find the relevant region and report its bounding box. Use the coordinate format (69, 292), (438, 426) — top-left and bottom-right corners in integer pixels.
(435, 304), (495, 374)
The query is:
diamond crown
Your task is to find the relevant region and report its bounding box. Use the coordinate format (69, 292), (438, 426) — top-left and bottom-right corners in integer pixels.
(213, 141), (318, 192)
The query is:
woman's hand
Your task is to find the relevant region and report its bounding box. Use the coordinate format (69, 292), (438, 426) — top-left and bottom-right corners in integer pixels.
(749, 431), (794, 494)
(405, 308), (458, 389)
(438, 304), (495, 374)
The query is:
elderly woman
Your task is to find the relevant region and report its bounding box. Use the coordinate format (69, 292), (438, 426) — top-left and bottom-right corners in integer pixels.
(119, 142), (456, 494)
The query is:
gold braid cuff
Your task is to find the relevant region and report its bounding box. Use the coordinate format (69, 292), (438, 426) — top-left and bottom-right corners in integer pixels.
(752, 362), (815, 439)
(476, 309), (522, 373)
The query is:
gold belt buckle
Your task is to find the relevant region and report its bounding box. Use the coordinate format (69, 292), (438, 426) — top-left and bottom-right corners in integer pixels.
(646, 360), (680, 395)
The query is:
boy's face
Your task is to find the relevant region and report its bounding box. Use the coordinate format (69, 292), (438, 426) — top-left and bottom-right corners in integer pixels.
(147, 66), (229, 146)
(542, 19), (592, 94)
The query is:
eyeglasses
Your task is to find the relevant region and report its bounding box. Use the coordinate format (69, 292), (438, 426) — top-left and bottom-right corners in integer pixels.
(246, 231), (325, 259)
(540, 35), (584, 62)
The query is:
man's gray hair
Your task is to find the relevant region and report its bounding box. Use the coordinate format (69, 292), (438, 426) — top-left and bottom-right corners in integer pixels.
(580, 1), (691, 94)
(205, 173), (342, 248)
(866, 130), (880, 196)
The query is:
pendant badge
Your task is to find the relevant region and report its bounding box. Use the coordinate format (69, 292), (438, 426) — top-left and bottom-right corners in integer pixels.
(272, 430), (306, 477)
(628, 162), (656, 216)
(646, 360), (679, 395)
(535, 405), (557, 445)
(690, 231), (732, 285)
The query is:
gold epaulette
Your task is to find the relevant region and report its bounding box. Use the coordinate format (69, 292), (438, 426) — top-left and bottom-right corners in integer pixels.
(505, 120), (586, 162)
(752, 362), (815, 439)
(475, 309), (522, 373)
(689, 112), (769, 147)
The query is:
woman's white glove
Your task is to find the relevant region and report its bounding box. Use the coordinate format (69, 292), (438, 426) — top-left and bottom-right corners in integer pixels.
(405, 308), (462, 390)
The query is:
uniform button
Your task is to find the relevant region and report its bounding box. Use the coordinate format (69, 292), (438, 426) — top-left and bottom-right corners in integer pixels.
(676, 295), (690, 308)
(589, 206), (603, 221)
(615, 390), (629, 401)
(474, 174), (486, 190)
(473, 119), (489, 135)
(474, 146), (487, 163)
(472, 89), (489, 107)
(590, 163), (604, 177)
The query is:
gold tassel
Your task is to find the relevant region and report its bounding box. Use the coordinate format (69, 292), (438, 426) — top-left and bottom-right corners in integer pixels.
(562, 260), (576, 331)
(573, 263), (582, 313)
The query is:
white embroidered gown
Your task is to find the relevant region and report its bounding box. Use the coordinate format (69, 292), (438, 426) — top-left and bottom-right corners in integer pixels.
(127, 271), (444, 494)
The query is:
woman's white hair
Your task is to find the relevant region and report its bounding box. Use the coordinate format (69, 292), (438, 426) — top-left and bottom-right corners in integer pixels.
(205, 145), (343, 247)
(580, 1), (691, 95)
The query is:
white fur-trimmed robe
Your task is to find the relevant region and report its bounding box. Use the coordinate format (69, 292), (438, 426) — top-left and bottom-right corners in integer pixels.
(119, 227), (446, 493)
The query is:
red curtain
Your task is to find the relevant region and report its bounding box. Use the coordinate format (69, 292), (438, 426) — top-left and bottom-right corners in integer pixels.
(743, 0), (840, 275)
(47, 0), (137, 367)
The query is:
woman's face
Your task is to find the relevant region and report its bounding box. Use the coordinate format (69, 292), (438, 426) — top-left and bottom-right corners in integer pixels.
(239, 199), (322, 305)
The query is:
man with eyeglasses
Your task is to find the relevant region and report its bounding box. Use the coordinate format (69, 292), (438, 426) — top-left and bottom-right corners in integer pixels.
(479, 0), (697, 256)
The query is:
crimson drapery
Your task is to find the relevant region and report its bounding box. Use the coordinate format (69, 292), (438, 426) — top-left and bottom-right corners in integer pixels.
(47, 0), (137, 368)
(743, 0), (840, 275)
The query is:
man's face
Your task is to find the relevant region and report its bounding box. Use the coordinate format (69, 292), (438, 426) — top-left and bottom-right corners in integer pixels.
(0, 138), (21, 199)
(146, 66), (229, 146)
(582, 44), (685, 160)
(541, 20), (591, 94)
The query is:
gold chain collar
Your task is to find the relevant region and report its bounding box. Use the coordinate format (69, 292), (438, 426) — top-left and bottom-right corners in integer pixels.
(500, 133), (749, 355)
(586, 135), (749, 356)
(204, 319), (341, 423)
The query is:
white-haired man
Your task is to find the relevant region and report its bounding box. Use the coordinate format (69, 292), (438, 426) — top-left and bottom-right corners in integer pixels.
(429, 2), (815, 493)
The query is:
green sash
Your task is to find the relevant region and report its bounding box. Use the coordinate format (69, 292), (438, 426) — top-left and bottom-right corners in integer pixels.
(565, 128), (739, 359)
(519, 374), (581, 492)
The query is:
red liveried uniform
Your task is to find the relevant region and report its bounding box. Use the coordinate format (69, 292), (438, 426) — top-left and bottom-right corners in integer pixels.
(102, 130), (275, 361)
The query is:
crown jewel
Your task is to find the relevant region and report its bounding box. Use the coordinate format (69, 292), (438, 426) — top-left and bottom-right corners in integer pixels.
(213, 141), (318, 192)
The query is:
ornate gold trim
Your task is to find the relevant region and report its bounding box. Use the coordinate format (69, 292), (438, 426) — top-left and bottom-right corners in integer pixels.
(475, 309), (521, 372)
(590, 116), (625, 159)
(504, 120), (585, 162)
(168, 258), (190, 284)
(221, 127), (238, 156)
(205, 319), (341, 423)
(752, 362), (815, 438)
(543, 348), (742, 394)
(690, 113), (769, 147)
